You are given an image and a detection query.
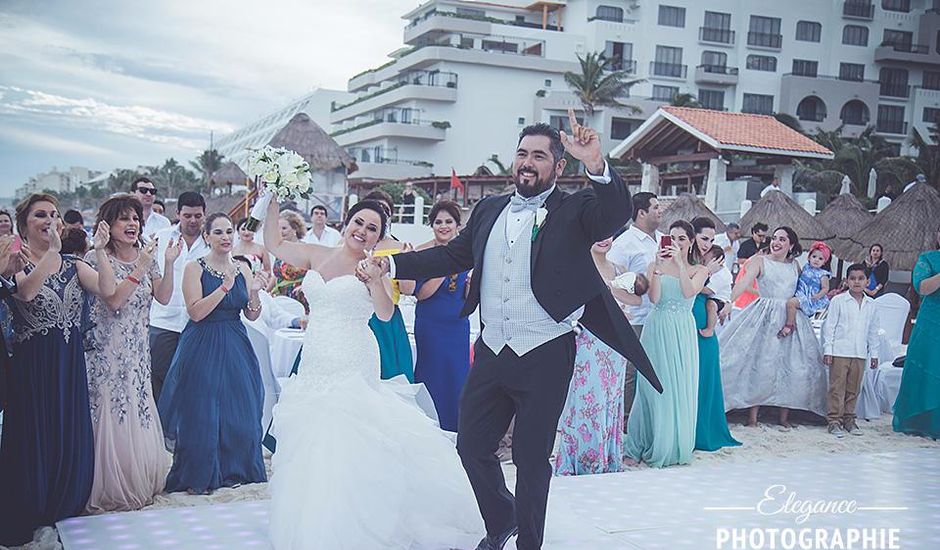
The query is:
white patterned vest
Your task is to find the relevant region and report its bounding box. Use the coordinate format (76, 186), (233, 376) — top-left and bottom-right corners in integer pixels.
(480, 205), (576, 356)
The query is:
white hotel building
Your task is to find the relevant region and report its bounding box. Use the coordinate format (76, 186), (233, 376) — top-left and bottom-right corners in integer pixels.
(223, 0), (940, 182)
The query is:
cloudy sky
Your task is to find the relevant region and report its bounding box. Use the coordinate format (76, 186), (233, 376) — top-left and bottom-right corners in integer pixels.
(0, 0), (418, 197)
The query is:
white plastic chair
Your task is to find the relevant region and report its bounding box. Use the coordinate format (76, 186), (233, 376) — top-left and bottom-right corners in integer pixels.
(272, 295), (305, 319)
(244, 322), (279, 437)
(873, 293), (911, 364)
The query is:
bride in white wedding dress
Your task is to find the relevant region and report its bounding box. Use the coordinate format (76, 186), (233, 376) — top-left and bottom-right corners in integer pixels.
(262, 198), (482, 550)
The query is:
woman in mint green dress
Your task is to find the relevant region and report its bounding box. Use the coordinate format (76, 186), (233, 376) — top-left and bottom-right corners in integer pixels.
(893, 226), (940, 439)
(625, 221), (709, 468)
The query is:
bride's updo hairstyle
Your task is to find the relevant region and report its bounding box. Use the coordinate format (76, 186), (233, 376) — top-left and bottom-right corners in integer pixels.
(343, 200), (388, 241)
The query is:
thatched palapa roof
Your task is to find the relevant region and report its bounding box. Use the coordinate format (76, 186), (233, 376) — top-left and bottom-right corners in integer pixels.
(837, 183), (940, 271)
(738, 190), (834, 247)
(211, 161), (248, 185)
(815, 190), (874, 262)
(659, 194), (726, 232)
(268, 113), (358, 174)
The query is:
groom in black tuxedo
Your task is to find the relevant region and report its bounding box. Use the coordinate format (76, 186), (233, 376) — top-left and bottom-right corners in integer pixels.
(365, 110), (661, 550)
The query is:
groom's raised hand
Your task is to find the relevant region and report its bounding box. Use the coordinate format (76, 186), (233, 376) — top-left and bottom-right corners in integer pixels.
(559, 108), (605, 176)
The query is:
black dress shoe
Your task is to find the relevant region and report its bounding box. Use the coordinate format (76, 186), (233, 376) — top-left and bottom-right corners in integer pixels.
(474, 525), (518, 550)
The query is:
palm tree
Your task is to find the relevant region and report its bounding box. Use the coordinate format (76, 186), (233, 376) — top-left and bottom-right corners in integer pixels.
(563, 52), (642, 128)
(150, 158), (199, 197)
(107, 168), (143, 194)
(670, 93), (701, 108)
(189, 149), (224, 188)
(486, 155), (511, 176)
(911, 118), (940, 189)
(773, 113), (803, 134)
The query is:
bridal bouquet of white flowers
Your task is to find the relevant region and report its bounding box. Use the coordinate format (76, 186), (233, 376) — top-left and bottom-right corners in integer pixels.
(244, 146), (312, 231)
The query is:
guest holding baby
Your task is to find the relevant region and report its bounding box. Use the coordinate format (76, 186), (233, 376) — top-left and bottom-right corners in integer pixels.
(555, 238), (647, 475)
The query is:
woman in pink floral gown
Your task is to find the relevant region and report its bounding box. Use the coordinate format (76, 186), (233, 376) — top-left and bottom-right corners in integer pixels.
(83, 196), (175, 512)
(554, 239), (644, 475)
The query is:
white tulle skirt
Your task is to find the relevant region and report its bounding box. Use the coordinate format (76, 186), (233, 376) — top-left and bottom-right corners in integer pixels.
(268, 372), (483, 550)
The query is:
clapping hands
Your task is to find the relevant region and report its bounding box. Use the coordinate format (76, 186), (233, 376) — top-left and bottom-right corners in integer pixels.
(92, 221), (111, 251)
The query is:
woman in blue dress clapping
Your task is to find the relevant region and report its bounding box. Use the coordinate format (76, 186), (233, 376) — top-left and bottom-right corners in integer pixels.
(0, 194), (117, 546)
(158, 213), (269, 494)
(413, 201), (470, 432)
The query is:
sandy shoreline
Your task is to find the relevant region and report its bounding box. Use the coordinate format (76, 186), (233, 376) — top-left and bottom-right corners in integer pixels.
(4, 415), (937, 549)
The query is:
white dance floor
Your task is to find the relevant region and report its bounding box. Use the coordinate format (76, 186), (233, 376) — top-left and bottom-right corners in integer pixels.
(58, 448), (940, 549)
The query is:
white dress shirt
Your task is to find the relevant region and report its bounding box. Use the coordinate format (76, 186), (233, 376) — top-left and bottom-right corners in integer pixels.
(822, 292), (880, 359)
(302, 225), (342, 247)
(714, 232), (739, 270)
(142, 211), (171, 239)
(607, 225), (664, 325)
(149, 225), (209, 333)
(390, 162), (613, 277)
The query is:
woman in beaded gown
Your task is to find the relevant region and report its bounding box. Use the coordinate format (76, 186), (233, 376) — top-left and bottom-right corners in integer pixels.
(718, 227), (828, 427)
(158, 213), (268, 494)
(624, 221), (708, 468)
(0, 194), (117, 546)
(264, 199), (480, 550)
(82, 195), (176, 513)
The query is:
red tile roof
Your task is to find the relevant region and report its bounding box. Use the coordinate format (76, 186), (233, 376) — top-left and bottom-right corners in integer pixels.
(662, 106), (833, 157)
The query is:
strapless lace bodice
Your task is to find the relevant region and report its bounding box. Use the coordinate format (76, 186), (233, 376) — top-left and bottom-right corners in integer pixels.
(292, 271), (381, 389)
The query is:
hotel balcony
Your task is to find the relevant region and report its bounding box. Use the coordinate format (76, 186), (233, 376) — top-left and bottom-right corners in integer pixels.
(747, 31), (783, 50)
(351, 159), (434, 181)
(333, 119), (447, 147)
(694, 65), (739, 86)
(332, 71), (458, 124)
(842, 1), (875, 20)
(875, 41), (940, 66)
(698, 27), (735, 46)
(650, 62), (687, 79)
(779, 73), (880, 135)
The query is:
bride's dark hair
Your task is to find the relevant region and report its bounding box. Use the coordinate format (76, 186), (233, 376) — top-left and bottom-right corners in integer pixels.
(344, 200), (388, 240)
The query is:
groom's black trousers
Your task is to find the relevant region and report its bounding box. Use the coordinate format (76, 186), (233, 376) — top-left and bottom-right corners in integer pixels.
(457, 332), (576, 550)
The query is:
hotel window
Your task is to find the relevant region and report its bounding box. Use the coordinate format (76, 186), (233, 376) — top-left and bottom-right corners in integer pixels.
(924, 107), (940, 123)
(549, 114), (583, 132)
(923, 71), (940, 91)
(595, 5), (624, 22)
(658, 5), (685, 28)
(653, 45), (684, 77)
(879, 67), (909, 97)
(456, 7), (486, 18)
(839, 63), (865, 81)
(792, 59), (818, 77)
(544, 79), (552, 87)
(746, 54), (777, 72)
(748, 15), (782, 48)
(883, 29), (913, 49)
(611, 117), (636, 140)
(881, 0), (911, 12)
(652, 85), (679, 102)
(876, 105), (906, 134)
(700, 51), (728, 72)
(742, 93), (774, 115)
(795, 21), (821, 42)
(842, 25), (869, 46)
(605, 41), (634, 71)
(699, 89), (725, 111)
(517, 117), (526, 125)
(704, 11), (731, 30)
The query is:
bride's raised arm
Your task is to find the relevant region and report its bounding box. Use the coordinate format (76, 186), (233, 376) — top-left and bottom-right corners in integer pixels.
(262, 197), (330, 270)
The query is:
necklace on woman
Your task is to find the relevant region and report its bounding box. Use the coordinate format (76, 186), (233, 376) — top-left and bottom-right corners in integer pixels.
(199, 257), (236, 279)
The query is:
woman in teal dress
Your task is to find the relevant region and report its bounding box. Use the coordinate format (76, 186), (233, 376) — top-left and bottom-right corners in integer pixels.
(364, 189), (414, 382)
(625, 221), (709, 468)
(893, 226), (940, 439)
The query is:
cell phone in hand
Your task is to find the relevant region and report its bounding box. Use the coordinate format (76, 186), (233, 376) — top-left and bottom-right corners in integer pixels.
(10, 235), (22, 254)
(659, 235), (673, 249)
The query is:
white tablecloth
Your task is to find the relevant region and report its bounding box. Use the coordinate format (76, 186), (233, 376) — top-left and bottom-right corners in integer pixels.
(270, 328), (305, 378)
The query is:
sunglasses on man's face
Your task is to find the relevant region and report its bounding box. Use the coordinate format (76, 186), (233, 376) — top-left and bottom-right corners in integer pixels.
(136, 187), (158, 195)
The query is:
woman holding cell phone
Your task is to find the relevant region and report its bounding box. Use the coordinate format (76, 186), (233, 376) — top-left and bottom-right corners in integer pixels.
(624, 220), (709, 468)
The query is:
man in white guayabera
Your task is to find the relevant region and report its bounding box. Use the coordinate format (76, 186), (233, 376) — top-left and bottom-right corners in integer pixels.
(365, 110), (661, 550)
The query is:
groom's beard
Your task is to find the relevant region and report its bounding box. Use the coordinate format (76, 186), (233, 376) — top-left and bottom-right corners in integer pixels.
(515, 169), (555, 198)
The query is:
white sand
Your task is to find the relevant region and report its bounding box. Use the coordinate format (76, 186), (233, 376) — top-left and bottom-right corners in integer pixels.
(4, 415), (938, 549)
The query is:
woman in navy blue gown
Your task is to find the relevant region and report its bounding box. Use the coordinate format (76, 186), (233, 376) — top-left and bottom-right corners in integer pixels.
(0, 194), (117, 546)
(158, 213), (268, 494)
(413, 201), (470, 432)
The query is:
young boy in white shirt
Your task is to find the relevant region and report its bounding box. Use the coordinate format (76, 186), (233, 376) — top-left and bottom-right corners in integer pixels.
(822, 263), (880, 438)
